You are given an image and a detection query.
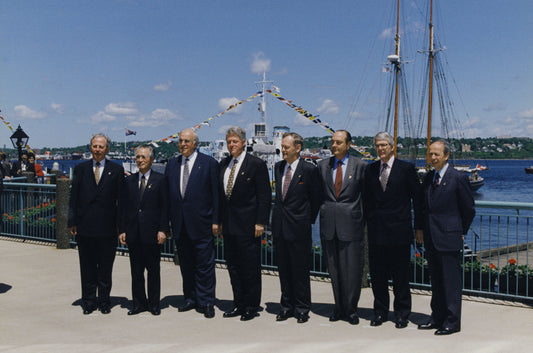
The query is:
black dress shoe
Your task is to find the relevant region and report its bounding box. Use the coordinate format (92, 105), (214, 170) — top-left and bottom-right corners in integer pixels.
(329, 312), (341, 322)
(395, 318), (408, 329)
(99, 305), (111, 314)
(83, 308), (95, 315)
(276, 310), (293, 321)
(296, 313), (309, 323)
(348, 315), (359, 325)
(223, 308), (243, 318)
(150, 307), (161, 316)
(240, 310), (259, 321)
(435, 327), (460, 335)
(370, 315), (386, 327)
(128, 307), (147, 315)
(203, 305), (215, 318)
(178, 302), (196, 312)
(418, 321), (441, 330)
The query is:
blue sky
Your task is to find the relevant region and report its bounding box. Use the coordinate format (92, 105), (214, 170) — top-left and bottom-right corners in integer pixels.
(1, 0), (532, 149)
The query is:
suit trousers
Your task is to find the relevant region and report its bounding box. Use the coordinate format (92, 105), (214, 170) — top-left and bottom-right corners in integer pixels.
(176, 227), (216, 307)
(426, 241), (462, 330)
(322, 237), (364, 318)
(224, 234), (262, 311)
(77, 235), (116, 309)
(368, 242), (411, 319)
(128, 241), (161, 309)
(275, 235), (312, 315)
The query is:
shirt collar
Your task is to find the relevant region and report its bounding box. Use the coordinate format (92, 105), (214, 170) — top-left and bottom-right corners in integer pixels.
(93, 159), (106, 168)
(381, 156), (394, 169)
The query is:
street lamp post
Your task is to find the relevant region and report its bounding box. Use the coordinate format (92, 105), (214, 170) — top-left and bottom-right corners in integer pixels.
(10, 125), (29, 162)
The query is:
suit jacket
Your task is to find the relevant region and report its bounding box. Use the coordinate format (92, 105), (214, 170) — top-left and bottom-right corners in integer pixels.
(318, 155), (366, 242)
(120, 170), (169, 244)
(165, 151), (220, 241)
(68, 159), (125, 237)
(364, 158), (423, 245)
(272, 159), (321, 241)
(422, 166), (475, 252)
(219, 153), (271, 237)
(11, 160), (34, 176)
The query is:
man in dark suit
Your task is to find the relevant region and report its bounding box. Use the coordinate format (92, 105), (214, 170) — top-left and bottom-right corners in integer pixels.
(318, 130), (366, 325)
(417, 140), (475, 335)
(11, 150), (34, 177)
(363, 131), (423, 328)
(119, 145), (169, 316)
(272, 132), (321, 323)
(68, 134), (124, 315)
(165, 128), (220, 318)
(219, 126), (271, 321)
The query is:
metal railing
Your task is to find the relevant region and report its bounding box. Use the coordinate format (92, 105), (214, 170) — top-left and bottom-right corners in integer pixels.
(2, 181), (533, 301)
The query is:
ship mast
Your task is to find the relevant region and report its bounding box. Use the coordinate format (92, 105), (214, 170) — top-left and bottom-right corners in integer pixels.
(392, 0), (401, 157)
(426, 0), (435, 165)
(254, 70), (272, 143)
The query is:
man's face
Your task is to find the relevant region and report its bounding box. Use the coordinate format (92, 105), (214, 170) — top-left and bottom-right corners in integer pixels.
(331, 131), (350, 160)
(21, 154), (28, 162)
(135, 148), (153, 174)
(226, 134), (245, 158)
(375, 139), (393, 162)
(281, 135), (301, 164)
(178, 130), (197, 158)
(90, 136), (109, 162)
(429, 142), (449, 171)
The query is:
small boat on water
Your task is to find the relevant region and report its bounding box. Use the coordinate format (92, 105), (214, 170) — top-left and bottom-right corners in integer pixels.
(525, 167), (533, 174)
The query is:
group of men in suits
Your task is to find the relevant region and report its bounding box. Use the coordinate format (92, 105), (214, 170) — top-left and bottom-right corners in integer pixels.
(67, 129), (474, 335)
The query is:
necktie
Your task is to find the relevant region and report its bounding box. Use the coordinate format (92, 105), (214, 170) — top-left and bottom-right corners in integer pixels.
(182, 158), (189, 197)
(282, 165), (292, 201)
(94, 161), (101, 185)
(434, 172), (440, 187)
(226, 159), (238, 199)
(139, 175), (146, 200)
(379, 163), (389, 191)
(334, 160), (343, 198)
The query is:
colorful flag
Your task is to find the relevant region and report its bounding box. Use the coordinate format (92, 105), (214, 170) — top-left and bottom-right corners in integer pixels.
(125, 129), (136, 136)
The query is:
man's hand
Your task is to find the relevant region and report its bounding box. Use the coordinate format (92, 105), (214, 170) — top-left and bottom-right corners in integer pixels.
(69, 226), (77, 237)
(157, 231), (167, 244)
(119, 233), (126, 245)
(254, 224), (265, 238)
(415, 229), (424, 244)
(212, 224), (220, 237)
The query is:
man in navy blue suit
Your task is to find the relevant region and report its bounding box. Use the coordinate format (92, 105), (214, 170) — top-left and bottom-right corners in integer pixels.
(68, 134), (124, 315)
(272, 132), (321, 323)
(417, 140), (475, 335)
(119, 145), (169, 316)
(165, 128), (220, 318)
(364, 131), (423, 329)
(219, 126), (271, 321)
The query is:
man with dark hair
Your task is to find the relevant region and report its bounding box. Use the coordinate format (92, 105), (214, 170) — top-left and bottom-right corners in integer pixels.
(11, 150), (34, 177)
(119, 145), (169, 316)
(68, 133), (124, 315)
(165, 128), (220, 318)
(219, 126), (271, 321)
(417, 140), (475, 335)
(364, 131), (423, 328)
(318, 129), (367, 325)
(272, 132), (321, 323)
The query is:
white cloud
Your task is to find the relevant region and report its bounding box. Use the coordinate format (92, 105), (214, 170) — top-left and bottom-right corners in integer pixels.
(251, 52), (271, 74)
(218, 97), (244, 115)
(518, 108), (533, 119)
(462, 116), (481, 128)
(90, 111), (116, 124)
(349, 110), (363, 118)
(127, 109), (181, 127)
(105, 102), (138, 115)
(293, 113), (313, 127)
(217, 124), (234, 135)
(14, 105), (45, 119)
(379, 27), (394, 39)
(154, 81), (172, 92)
(50, 103), (65, 114)
(317, 99), (339, 115)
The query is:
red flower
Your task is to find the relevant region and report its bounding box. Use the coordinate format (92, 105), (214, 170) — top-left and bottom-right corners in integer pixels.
(262, 239), (267, 245)
(509, 259), (517, 265)
(415, 253), (421, 258)
(490, 263), (496, 270)
(51, 218), (56, 222)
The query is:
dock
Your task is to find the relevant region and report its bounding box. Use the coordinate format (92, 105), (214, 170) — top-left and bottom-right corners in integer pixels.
(1, 237), (532, 353)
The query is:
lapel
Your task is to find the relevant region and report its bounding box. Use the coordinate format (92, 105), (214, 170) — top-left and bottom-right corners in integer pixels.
(276, 160), (286, 197)
(130, 172), (141, 204)
(220, 156), (231, 186)
(97, 159), (111, 189)
(340, 156), (355, 196)
(326, 157), (335, 196)
(233, 154), (249, 189)
(175, 155), (183, 200)
(286, 159), (305, 197)
(184, 152), (203, 197)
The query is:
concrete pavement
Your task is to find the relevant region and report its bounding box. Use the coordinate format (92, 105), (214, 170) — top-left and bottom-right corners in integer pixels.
(1, 237), (532, 353)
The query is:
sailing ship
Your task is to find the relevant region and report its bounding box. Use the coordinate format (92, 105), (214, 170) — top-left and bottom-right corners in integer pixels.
(382, 0), (484, 191)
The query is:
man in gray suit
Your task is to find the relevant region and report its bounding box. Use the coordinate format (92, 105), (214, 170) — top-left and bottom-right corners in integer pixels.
(318, 130), (367, 325)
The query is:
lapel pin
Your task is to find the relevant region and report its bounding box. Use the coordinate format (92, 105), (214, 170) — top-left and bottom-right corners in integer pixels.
(241, 172), (245, 175)
(148, 184), (152, 189)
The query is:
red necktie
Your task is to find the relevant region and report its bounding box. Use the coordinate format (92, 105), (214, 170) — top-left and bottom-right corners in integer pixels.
(334, 161), (343, 198)
(282, 165), (292, 201)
